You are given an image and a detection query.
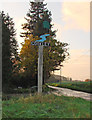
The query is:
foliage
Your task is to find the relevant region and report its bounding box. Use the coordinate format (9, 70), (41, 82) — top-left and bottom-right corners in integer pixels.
(21, 1), (55, 37)
(42, 84), (54, 93)
(2, 89), (30, 97)
(20, 35), (38, 77)
(2, 14), (12, 85)
(20, 34), (69, 82)
(20, 0), (69, 84)
(2, 83), (53, 95)
(1, 11), (19, 61)
(2, 94), (91, 118)
(85, 79), (91, 82)
(1, 11), (19, 88)
(48, 81), (92, 93)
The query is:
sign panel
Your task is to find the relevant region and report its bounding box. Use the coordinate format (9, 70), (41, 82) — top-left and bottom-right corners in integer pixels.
(31, 33), (50, 93)
(35, 34), (50, 42)
(31, 42), (50, 46)
(31, 34), (50, 46)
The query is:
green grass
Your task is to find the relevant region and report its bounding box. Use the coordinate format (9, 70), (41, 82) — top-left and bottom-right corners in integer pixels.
(48, 81), (92, 93)
(2, 93), (91, 118)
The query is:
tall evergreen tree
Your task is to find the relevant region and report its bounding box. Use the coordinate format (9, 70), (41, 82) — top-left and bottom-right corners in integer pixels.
(20, 1), (69, 83)
(21, 1), (56, 37)
(1, 11), (19, 87)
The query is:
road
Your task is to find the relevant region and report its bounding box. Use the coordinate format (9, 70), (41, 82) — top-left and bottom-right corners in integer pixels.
(48, 85), (92, 101)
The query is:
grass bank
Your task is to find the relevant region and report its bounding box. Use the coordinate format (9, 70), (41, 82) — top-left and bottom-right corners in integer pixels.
(48, 81), (92, 93)
(2, 93), (91, 119)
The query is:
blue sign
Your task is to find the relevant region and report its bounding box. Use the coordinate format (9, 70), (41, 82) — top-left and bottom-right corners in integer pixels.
(35, 34), (50, 42)
(31, 34), (50, 46)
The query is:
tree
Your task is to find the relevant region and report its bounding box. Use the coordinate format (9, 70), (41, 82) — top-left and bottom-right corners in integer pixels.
(43, 37), (69, 81)
(20, 35), (38, 76)
(19, 35), (38, 87)
(20, 35), (69, 84)
(21, 1), (55, 37)
(1, 11), (19, 87)
(20, 0), (69, 84)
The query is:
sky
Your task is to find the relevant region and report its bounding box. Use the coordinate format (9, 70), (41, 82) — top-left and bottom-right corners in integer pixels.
(0, 0), (91, 81)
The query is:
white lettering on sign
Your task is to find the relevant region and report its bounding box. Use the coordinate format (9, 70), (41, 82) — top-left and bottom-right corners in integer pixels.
(31, 42), (50, 46)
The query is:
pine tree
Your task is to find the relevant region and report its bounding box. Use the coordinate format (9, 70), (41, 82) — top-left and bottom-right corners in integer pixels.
(20, 1), (69, 83)
(21, 1), (56, 37)
(1, 11), (19, 87)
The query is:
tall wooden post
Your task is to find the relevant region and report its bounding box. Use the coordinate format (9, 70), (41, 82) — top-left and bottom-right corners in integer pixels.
(38, 45), (43, 93)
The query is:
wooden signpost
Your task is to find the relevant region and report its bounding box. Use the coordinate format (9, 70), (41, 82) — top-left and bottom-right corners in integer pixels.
(31, 34), (50, 93)
(31, 19), (50, 93)
(38, 45), (43, 93)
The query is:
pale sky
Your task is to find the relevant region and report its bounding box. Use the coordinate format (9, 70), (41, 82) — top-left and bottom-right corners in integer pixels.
(0, 0), (91, 81)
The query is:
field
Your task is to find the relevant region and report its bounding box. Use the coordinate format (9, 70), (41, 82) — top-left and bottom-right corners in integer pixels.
(2, 81), (92, 119)
(48, 81), (92, 93)
(2, 93), (91, 119)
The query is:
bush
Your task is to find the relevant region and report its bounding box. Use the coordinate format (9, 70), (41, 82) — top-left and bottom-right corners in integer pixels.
(10, 73), (37, 88)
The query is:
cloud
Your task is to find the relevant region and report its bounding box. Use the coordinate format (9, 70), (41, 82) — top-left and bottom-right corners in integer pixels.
(62, 56), (90, 81)
(62, 2), (90, 32)
(54, 49), (90, 81)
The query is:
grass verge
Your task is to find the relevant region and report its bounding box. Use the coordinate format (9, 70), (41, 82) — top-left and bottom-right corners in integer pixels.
(2, 93), (91, 118)
(48, 81), (92, 93)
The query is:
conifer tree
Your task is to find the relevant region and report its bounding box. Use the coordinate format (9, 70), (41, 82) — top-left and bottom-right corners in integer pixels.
(21, 1), (56, 37)
(1, 11), (19, 87)
(20, 1), (69, 83)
